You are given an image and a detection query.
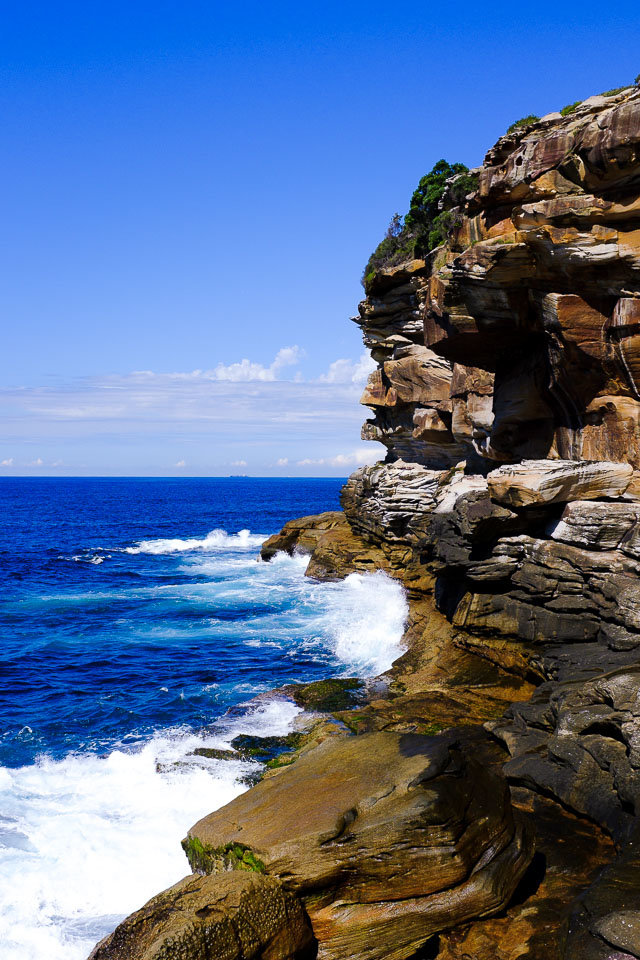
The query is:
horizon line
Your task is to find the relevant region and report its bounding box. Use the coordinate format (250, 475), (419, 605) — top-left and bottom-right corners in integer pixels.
(0, 474), (352, 480)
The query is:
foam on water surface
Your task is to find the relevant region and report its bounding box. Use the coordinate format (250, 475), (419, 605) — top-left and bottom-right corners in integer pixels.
(125, 528), (265, 554)
(0, 481), (408, 959)
(0, 702), (298, 960)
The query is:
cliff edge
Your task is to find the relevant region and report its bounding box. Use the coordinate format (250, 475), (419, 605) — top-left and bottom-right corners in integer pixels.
(91, 84), (640, 960)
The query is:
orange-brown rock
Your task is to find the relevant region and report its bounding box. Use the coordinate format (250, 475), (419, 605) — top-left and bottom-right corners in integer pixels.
(260, 511), (346, 561)
(185, 731), (532, 960)
(357, 88), (640, 470)
(88, 872), (314, 960)
(338, 88), (640, 956)
(90, 85), (640, 960)
(436, 790), (615, 960)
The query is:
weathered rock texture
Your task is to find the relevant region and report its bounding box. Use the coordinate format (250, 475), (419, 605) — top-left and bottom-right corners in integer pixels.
(88, 872), (314, 960)
(332, 83), (640, 960)
(185, 731), (532, 960)
(246, 87), (640, 960)
(90, 87), (640, 960)
(359, 87), (640, 472)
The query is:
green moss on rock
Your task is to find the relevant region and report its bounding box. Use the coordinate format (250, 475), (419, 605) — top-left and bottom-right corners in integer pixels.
(182, 836), (266, 875)
(290, 677), (364, 713)
(190, 746), (240, 761)
(417, 721), (446, 736)
(230, 732), (305, 762)
(265, 754), (296, 770)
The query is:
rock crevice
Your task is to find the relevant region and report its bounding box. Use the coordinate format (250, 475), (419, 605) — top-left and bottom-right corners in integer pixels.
(91, 86), (640, 960)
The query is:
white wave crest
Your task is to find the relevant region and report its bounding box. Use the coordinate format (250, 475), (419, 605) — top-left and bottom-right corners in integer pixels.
(0, 538), (409, 958)
(57, 554), (106, 564)
(185, 550), (408, 676)
(0, 699), (299, 960)
(309, 570), (408, 676)
(125, 528), (266, 555)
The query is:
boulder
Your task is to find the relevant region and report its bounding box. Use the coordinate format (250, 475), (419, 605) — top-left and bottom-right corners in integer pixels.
(491, 665), (640, 840)
(184, 730), (533, 960)
(88, 872), (314, 960)
(260, 511), (345, 561)
(550, 500), (640, 550)
(487, 459), (632, 508)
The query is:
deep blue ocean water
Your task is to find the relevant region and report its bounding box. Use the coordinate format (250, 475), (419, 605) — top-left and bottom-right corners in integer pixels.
(0, 477), (347, 767)
(0, 478), (407, 959)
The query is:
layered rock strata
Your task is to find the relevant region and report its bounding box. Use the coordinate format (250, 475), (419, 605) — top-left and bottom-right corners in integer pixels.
(359, 87), (640, 472)
(184, 731), (532, 960)
(90, 86), (640, 960)
(333, 83), (640, 960)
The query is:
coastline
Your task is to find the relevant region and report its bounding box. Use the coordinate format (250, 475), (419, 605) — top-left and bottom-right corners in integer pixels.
(0, 481), (409, 960)
(88, 83), (640, 959)
(91, 511), (614, 960)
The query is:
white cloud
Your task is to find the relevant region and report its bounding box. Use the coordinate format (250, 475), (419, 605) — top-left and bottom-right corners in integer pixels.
(0, 348), (386, 475)
(1, 368), (365, 431)
(231, 459), (247, 467)
(317, 352), (376, 384)
(297, 447), (378, 468)
(175, 459), (186, 467)
(211, 346), (304, 382)
(1, 457), (14, 466)
(29, 458), (44, 466)
(129, 347), (306, 385)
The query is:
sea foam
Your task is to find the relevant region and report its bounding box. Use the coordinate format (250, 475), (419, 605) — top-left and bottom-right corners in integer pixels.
(0, 699), (300, 960)
(125, 528), (265, 554)
(0, 530), (407, 959)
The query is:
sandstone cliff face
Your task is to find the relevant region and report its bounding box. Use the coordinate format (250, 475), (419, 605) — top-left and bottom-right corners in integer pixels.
(351, 85), (640, 689)
(90, 88), (640, 960)
(339, 84), (640, 959)
(358, 86), (640, 471)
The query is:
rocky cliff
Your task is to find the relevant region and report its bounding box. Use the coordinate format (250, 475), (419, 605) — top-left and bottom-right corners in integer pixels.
(91, 85), (640, 960)
(348, 82), (640, 829)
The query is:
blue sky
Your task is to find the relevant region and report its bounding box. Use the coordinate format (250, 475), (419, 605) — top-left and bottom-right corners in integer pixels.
(2, 2), (639, 475)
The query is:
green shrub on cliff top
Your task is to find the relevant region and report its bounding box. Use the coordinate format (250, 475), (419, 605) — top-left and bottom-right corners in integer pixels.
(560, 101), (580, 117)
(362, 160), (477, 287)
(405, 159), (472, 236)
(600, 85), (628, 97)
(506, 114), (540, 134)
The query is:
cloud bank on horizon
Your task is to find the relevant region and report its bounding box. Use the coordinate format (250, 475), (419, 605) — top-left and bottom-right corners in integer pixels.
(0, 348), (382, 476)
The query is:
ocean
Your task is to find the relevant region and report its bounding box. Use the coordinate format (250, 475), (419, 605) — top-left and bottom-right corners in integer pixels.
(0, 478), (407, 960)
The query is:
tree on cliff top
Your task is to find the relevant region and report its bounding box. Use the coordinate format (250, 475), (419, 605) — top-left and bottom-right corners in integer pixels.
(362, 160), (477, 289)
(404, 159), (469, 232)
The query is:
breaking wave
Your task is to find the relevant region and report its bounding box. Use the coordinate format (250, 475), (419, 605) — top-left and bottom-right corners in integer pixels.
(0, 490), (408, 959)
(0, 699), (300, 960)
(125, 528), (266, 554)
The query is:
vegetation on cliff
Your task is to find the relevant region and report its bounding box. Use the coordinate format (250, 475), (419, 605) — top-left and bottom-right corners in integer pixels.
(181, 836), (266, 875)
(362, 159), (478, 288)
(91, 81), (640, 960)
(506, 113), (540, 133)
(512, 75), (640, 130)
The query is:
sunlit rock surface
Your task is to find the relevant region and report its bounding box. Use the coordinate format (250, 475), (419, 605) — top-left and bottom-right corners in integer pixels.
(91, 86), (640, 960)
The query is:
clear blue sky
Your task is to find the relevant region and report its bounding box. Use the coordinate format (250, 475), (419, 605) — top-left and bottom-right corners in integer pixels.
(2, 1), (639, 475)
